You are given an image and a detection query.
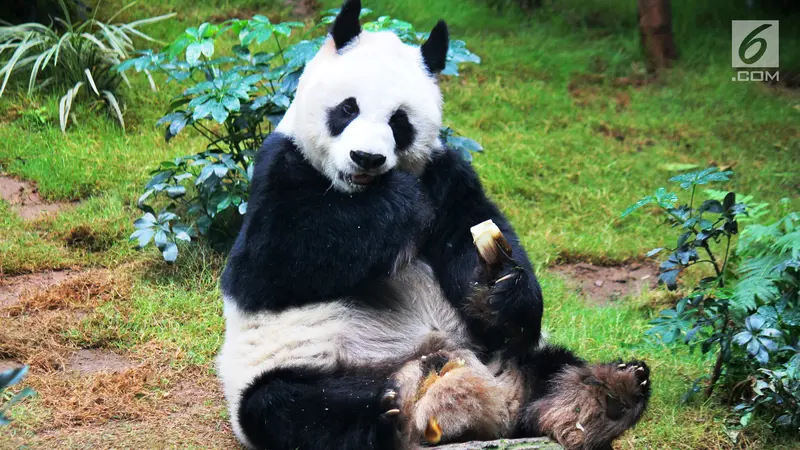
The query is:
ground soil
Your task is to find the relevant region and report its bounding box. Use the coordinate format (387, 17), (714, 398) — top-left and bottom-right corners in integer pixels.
(0, 175), (74, 220)
(0, 267), (237, 449)
(66, 349), (139, 374)
(0, 359), (23, 372)
(0, 271), (78, 309)
(551, 262), (658, 304)
(285, 0), (319, 17)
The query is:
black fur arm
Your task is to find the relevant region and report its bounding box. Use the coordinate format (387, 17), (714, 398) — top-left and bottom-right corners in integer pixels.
(419, 147), (543, 352)
(222, 133), (430, 312)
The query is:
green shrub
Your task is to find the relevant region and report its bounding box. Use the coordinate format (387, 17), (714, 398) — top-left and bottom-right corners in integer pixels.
(623, 169), (799, 432)
(0, 0), (173, 131)
(118, 7), (482, 262)
(0, 366), (34, 425)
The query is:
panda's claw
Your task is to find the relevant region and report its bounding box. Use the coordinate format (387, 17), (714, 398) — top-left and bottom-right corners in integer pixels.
(383, 408), (401, 417)
(494, 272), (515, 284)
(382, 389), (397, 403)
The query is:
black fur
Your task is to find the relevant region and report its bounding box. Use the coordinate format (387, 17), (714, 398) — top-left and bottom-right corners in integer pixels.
(388, 109), (415, 152)
(327, 97), (359, 136)
(331, 0), (362, 51)
(523, 345), (586, 401)
(221, 133), (431, 312)
(419, 147), (544, 354)
(421, 20), (449, 74)
(239, 367), (401, 450)
(513, 344), (586, 438)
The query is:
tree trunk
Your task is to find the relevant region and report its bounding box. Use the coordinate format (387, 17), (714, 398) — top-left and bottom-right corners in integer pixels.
(638, 0), (677, 70)
(433, 437), (562, 450)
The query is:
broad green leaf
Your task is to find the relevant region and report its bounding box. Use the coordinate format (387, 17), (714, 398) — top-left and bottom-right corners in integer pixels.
(130, 228), (155, 247)
(161, 242), (178, 262)
(186, 42), (202, 65)
(200, 39), (214, 58)
(669, 167), (733, 190)
(621, 195), (654, 218)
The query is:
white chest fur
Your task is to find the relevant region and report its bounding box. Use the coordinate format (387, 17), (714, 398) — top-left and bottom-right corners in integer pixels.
(217, 259), (468, 445)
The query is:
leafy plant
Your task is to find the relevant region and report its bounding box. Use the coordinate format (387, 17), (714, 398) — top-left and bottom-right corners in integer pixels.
(0, 366), (34, 425)
(731, 205), (800, 430)
(0, 0), (173, 131)
(623, 167), (742, 397)
(623, 168), (799, 430)
(741, 354), (800, 431)
(118, 7), (482, 262)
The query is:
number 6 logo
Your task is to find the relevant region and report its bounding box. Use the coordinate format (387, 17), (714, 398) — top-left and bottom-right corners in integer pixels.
(732, 21), (779, 68)
(739, 23), (771, 64)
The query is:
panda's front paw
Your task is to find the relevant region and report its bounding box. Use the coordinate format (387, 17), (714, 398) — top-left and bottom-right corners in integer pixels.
(482, 263), (542, 347)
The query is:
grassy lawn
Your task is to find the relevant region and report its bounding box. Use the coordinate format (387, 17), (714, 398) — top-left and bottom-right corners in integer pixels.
(1, 0), (798, 448)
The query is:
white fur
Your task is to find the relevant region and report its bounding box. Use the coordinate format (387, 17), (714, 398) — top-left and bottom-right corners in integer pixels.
(217, 261), (468, 447)
(277, 31), (444, 192)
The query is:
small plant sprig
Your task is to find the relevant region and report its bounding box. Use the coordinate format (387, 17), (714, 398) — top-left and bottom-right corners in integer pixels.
(118, 7), (482, 262)
(0, 366), (34, 425)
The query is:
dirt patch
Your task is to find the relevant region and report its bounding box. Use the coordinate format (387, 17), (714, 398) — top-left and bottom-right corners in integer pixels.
(4, 269), (129, 315)
(1, 269), (132, 371)
(552, 262), (658, 304)
(32, 363), (162, 427)
(208, 6), (262, 22)
(0, 359), (23, 372)
(64, 225), (114, 252)
(66, 349), (139, 374)
(567, 72), (657, 110)
(0, 309), (78, 371)
(594, 122), (628, 142)
(0, 174), (75, 220)
(0, 262), (231, 443)
(0, 270), (79, 309)
(285, 0), (319, 17)
(9, 368), (236, 449)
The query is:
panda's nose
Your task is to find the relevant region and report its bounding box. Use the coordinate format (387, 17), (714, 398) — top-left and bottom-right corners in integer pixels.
(350, 151), (386, 170)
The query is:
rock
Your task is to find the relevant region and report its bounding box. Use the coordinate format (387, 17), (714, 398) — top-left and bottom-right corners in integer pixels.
(432, 437), (562, 449)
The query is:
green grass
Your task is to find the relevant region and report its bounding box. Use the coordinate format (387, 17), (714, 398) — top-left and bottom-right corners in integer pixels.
(1, 0), (799, 447)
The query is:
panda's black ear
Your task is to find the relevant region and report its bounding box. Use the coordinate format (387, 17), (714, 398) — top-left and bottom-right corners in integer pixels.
(421, 20), (449, 74)
(331, 0), (362, 51)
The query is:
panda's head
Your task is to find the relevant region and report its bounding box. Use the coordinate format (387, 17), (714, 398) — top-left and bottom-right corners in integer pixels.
(276, 0), (449, 193)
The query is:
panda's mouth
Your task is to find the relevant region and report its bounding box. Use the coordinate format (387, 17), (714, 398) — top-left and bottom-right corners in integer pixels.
(342, 173), (377, 186)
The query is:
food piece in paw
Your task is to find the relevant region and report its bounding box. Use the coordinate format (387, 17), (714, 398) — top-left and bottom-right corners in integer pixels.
(470, 220), (513, 269)
(424, 417), (442, 444)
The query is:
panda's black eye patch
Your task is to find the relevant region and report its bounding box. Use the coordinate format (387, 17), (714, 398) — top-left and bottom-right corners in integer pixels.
(388, 109), (415, 152)
(327, 97), (359, 137)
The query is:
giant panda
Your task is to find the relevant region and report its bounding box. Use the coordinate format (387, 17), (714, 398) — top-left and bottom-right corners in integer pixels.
(216, 1), (649, 449)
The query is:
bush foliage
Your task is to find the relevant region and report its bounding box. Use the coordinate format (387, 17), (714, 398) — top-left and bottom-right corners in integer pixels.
(119, 7), (482, 262)
(624, 169), (799, 432)
(0, 1), (173, 132)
